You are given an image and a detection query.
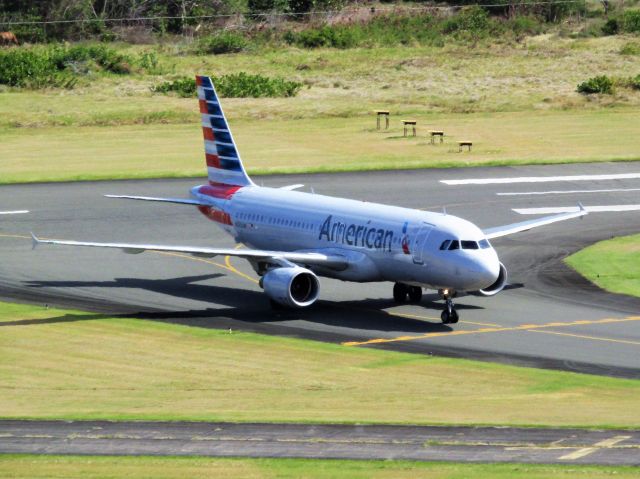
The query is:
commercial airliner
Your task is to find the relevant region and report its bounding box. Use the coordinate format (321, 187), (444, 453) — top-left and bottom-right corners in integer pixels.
(33, 75), (587, 323)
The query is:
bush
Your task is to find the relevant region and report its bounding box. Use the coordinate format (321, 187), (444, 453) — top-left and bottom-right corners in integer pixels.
(0, 44), (132, 89)
(508, 15), (544, 37)
(622, 10), (640, 33)
(152, 77), (197, 97)
(153, 73), (303, 98)
(216, 72), (303, 97)
(620, 42), (640, 55)
(196, 32), (248, 55)
(287, 25), (360, 48)
(630, 74), (640, 90)
(50, 44), (132, 74)
(577, 75), (614, 94)
(602, 18), (619, 35)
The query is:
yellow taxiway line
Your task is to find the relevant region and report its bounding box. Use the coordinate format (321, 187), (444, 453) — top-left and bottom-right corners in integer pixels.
(3, 232), (638, 349)
(342, 316), (640, 347)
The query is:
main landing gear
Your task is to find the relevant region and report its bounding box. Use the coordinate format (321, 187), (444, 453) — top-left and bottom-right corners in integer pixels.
(439, 289), (459, 324)
(393, 282), (423, 303)
(392, 283), (459, 324)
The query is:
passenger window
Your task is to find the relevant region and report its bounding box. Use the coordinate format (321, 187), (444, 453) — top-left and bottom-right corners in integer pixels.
(440, 240), (451, 250)
(461, 240), (479, 250)
(448, 240), (460, 250)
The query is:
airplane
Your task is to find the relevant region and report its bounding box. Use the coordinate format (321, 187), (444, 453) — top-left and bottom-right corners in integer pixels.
(32, 75), (588, 324)
(1, 210), (29, 215)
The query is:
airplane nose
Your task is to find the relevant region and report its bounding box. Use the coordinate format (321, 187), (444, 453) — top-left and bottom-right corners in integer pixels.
(473, 254), (500, 288)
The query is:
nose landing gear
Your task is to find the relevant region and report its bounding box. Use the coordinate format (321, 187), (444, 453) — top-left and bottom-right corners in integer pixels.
(439, 289), (459, 324)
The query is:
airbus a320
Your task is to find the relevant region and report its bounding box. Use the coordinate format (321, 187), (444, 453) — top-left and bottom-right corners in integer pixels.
(33, 75), (587, 324)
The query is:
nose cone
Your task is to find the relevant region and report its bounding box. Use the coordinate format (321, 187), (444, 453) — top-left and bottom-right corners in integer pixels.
(469, 250), (501, 290)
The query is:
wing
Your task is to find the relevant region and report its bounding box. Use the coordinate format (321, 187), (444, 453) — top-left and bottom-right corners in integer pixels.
(483, 205), (587, 240)
(31, 234), (348, 271)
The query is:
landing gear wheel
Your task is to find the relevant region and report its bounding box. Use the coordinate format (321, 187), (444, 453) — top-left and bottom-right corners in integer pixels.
(408, 286), (423, 303)
(393, 283), (409, 303)
(440, 298), (459, 324)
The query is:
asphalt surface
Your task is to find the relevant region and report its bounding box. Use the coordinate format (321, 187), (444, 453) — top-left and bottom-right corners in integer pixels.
(1, 162), (640, 379)
(1, 420), (639, 465)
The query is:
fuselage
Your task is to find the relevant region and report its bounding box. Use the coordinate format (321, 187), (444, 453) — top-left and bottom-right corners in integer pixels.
(191, 184), (501, 292)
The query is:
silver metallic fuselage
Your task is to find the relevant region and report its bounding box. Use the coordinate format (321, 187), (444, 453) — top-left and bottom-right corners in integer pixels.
(192, 185), (501, 291)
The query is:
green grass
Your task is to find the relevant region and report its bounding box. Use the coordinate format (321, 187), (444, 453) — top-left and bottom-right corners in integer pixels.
(2, 35), (640, 183)
(1, 456), (639, 479)
(2, 109), (640, 183)
(565, 233), (640, 298)
(1, 300), (639, 427)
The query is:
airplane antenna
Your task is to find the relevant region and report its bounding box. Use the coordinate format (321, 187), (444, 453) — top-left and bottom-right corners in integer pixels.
(442, 206), (447, 215)
(311, 187), (315, 194)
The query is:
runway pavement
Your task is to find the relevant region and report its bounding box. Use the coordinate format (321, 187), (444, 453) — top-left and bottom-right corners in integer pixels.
(1, 420), (639, 465)
(1, 162), (640, 378)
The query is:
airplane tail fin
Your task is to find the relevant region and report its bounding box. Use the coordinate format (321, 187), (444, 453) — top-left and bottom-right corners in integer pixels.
(196, 75), (254, 187)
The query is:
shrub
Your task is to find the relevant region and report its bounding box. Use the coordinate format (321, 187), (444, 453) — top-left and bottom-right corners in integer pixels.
(137, 51), (163, 74)
(216, 72), (303, 97)
(620, 42), (640, 55)
(577, 75), (614, 94)
(285, 25), (360, 49)
(196, 32), (248, 55)
(152, 77), (197, 97)
(0, 44), (132, 89)
(50, 44), (132, 74)
(622, 10), (640, 33)
(153, 73), (303, 98)
(508, 15), (544, 37)
(630, 74), (640, 90)
(602, 18), (619, 35)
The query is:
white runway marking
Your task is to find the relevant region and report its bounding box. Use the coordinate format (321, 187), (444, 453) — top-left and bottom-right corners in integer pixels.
(0, 210), (29, 215)
(441, 173), (640, 186)
(497, 188), (640, 196)
(513, 205), (640, 215)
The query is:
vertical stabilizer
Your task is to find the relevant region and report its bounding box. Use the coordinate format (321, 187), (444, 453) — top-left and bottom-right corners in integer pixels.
(196, 75), (254, 187)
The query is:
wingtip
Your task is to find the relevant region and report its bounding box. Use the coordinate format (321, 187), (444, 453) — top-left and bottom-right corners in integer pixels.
(30, 232), (39, 250)
(578, 202), (588, 216)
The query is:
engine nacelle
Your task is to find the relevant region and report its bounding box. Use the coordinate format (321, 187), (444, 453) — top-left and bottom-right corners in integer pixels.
(262, 266), (320, 308)
(476, 262), (508, 297)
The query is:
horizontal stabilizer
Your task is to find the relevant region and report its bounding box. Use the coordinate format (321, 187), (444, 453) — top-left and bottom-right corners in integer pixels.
(105, 195), (211, 206)
(483, 205), (587, 240)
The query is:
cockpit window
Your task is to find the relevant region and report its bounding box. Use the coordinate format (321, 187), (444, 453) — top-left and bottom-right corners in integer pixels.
(448, 240), (460, 250)
(479, 239), (491, 249)
(461, 240), (479, 250)
(439, 240), (451, 250)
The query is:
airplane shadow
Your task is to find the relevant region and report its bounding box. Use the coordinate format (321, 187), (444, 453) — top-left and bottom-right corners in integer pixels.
(20, 273), (491, 334)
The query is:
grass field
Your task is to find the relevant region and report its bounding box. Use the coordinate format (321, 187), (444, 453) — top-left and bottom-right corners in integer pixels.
(1, 36), (640, 183)
(1, 300), (639, 426)
(2, 109), (640, 183)
(1, 456), (639, 479)
(565, 233), (640, 298)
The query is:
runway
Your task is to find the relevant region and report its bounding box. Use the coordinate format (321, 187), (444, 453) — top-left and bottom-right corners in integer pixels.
(1, 162), (640, 378)
(1, 420), (639, 465)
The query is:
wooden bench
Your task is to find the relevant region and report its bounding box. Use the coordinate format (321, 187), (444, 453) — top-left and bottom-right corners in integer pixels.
(402, 120), (417, 137)
(374, 110), (390, 130)
(458, 141), (473, 152)
(429, 130), (444, 144)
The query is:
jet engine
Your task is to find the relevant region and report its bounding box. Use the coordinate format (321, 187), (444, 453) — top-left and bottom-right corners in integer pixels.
(476, 262), (508, 296)
(262, 266), (320, 308)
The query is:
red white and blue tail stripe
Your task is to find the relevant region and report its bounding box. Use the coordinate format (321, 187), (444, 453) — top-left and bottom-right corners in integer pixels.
(196, 75), (254, 187)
